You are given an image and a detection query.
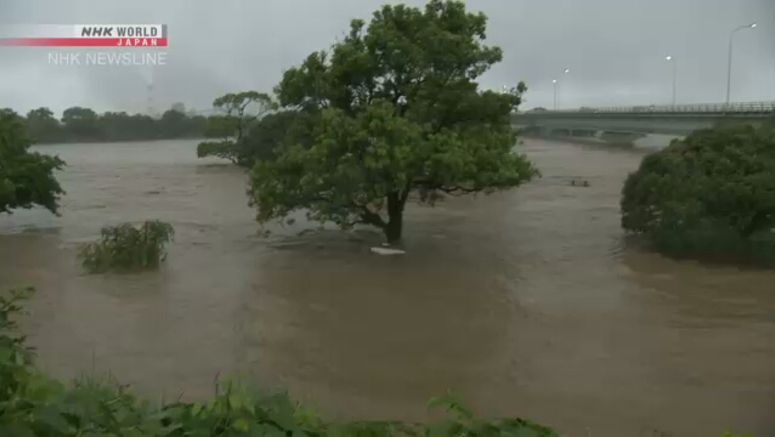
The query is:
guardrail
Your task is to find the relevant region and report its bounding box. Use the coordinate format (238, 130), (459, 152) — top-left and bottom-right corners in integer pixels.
(526, 101), (775, 115)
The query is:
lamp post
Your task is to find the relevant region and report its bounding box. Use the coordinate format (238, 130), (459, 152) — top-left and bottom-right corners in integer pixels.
(557, 68), (570, 109)
(551, 68), (570, 111)
(726, 22), (757, 107)
(665, 55), (677, 106)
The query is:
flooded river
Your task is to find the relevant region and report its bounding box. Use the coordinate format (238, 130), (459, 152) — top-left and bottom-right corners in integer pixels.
(1, 139), (773, 436)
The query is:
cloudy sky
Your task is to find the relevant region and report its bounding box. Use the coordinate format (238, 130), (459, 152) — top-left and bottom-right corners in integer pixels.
(1, 0), (773, 115)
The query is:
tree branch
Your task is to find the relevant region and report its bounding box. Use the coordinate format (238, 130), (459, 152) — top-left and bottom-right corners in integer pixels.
(358, 207), (387, 229)
(438, 186), (478, 195)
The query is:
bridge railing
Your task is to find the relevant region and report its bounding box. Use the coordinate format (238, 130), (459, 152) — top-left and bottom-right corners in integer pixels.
(533, 101), (775, 115)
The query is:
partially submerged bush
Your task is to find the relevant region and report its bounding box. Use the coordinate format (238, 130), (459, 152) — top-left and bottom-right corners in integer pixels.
(0, 289), (558, 436)
(78, 220), (174, 273)
(621, 123), (775, 264)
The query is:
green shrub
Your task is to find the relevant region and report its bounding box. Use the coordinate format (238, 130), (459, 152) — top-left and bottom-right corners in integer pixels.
(78, 221), (175, 273)
(621, 123), (775, 265)
(0, 289), (558, 436)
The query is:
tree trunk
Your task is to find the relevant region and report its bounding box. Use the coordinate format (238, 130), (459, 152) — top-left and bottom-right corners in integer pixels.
(384, 191), (405, 244)
(384, 210), (403, 244)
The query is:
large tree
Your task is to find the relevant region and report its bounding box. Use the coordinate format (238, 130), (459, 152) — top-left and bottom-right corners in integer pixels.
(25, 107), (62, 143)
(249, 0), (536, 243)
(158, 108), (189, 138)
(61, 106), (102, 141)
(0, 109), (65, 214)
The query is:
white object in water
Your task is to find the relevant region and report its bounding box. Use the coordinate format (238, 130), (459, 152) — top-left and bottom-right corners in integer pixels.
(370, 246), (406, 256)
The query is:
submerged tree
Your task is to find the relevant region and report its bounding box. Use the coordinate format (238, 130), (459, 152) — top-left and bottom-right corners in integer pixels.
(197, 92), (276, 165)
(249, 0), (536, 243)
(0, 109), (65, 214)
(621, 123), (775, 264)
(78, 221), (175, 273)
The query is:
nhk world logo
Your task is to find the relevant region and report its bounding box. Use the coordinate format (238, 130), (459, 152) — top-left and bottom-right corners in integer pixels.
(0, 24), (168, 47)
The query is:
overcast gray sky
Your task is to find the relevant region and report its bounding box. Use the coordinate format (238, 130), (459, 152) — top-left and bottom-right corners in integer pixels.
(1, 0), (773, 115)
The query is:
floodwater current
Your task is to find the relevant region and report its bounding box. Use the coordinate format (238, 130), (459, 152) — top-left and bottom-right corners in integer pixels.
(1, 139), (773, 436)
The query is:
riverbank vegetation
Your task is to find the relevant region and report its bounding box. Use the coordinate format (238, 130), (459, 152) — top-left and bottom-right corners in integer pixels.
(0, 288), (557, 436)
(199, 0), (537, 244)
(196, 92), (276, 165)
(78, 221), (175, 273)
(0, 109), (65, 215)
(18, 105), (208, 144)
(621, 122), (775, 265)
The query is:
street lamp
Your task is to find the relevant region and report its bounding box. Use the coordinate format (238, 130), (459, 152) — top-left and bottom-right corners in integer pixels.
(665, 55), (677, 106)
(551, 68), (570, 110)
(726, 22), (757, 107)
(557, 68), (570, 109)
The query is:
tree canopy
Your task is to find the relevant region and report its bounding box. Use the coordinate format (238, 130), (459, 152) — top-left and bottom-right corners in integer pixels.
(248, 0), (536, 243)
(0, 109), (65, 214)
(25, 108), (61, 143)
(621, 123), (775, 264)
(61, 106), (101, 139)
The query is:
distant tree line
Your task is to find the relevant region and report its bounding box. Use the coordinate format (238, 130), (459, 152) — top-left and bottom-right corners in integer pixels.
(19, 104), (208, 144)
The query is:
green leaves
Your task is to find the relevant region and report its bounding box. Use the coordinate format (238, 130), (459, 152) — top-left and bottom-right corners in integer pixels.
(197, 140), (242, 164)
(0, 109), (65, 214)
(427, 392), (473, 422)
(249, 1), (536, 242)
(424, 393), (558, 437)
(78, 221), (175, 273)
(621, 123), (775, 264)
(250, 100), (422, 232)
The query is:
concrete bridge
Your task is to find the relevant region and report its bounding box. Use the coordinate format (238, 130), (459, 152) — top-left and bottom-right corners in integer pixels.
(513, 101), (775, 145)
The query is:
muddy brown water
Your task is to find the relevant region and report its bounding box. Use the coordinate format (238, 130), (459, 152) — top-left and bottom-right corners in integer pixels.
(1, 139), (773, 436)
